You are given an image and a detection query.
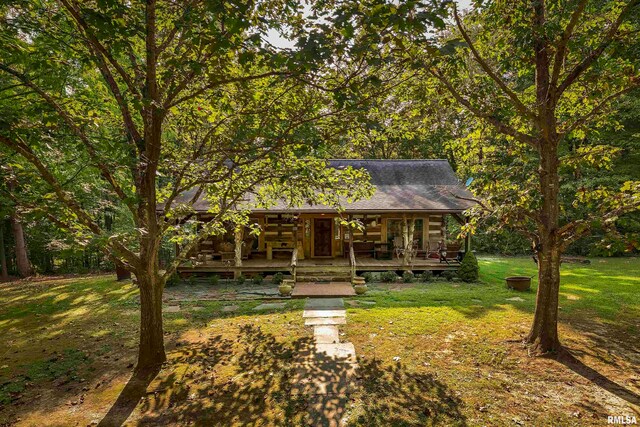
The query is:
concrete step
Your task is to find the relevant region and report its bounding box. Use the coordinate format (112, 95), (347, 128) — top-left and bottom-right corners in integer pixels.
(304, 317), (347, 326)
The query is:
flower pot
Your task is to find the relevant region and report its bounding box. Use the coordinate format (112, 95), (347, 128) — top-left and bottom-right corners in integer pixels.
(282, 279), (295, 288)
(278, 283), (293, 296)
(354, 284), (368, 295)
(352, 276), (366, 286)
(506, 276), (531, 291)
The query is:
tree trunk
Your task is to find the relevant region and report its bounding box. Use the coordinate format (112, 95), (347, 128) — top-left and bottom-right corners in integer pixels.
(0, 222), (8, 280)
(135, 271), (166, 371)
(10, 212), (32, 277)
(527, 138), (562, 354)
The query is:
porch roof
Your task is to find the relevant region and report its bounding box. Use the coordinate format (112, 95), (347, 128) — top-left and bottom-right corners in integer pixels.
(184, 159), (476, 214)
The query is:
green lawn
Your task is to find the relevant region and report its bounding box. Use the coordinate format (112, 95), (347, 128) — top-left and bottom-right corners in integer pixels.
(0, 257), (638, 426)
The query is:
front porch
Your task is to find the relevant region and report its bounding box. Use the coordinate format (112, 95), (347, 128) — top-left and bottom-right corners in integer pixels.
(177, 256), (460, 277)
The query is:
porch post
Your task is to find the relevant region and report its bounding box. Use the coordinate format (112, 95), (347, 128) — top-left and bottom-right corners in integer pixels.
(234, 226), (243, 278)
(348, 214), (355, 280)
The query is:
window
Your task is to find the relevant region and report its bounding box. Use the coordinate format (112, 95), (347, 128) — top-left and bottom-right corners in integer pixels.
(386, 218), (424, 249)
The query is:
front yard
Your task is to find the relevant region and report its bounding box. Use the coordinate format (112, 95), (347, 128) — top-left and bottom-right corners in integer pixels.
(0, 257), (638, 426)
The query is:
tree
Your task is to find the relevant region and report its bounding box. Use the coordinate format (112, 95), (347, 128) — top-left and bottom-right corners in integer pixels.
(327, 0), (640, 353)
(0, 220), (8, 280)
(4, 177), (32, 277)
(408, 1), (640, 353)
(0, 0), (379, 371)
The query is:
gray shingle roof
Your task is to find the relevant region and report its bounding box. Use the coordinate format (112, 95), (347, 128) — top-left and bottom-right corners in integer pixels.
(182, 159), (475, 213)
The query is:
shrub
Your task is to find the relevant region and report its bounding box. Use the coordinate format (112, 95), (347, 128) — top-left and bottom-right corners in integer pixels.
(272, 272), (284, 285)
(252, 274), (264, 285)
(402, 271), (415, 283)
(209, 274), (220, 286)
(236, 275), (246, 285)
(458, 252), (480, 282)
(362, 272), (374, 283)
(419, 271), (433, 282)
(442, 270), (456, 281)
(380, 270), (397, 283)
(166, 273), (180, 287)
(187, 275), (197, 286)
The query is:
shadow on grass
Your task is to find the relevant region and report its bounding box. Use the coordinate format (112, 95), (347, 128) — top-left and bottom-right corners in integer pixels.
(556, 348), (640, 407)
(352, 358), (467, 426)
(98, 366), (161, 427)
(131, 324), (466, 426)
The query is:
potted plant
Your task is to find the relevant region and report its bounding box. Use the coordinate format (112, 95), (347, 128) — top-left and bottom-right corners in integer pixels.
(352, 276), (367, 295)
(279, 279), (294, 296)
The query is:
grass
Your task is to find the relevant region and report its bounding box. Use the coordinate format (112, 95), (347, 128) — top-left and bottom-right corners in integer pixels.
(0, 257), (638, 426)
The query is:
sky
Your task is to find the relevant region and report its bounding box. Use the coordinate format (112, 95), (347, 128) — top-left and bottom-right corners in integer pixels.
(266, 0), (474, 49)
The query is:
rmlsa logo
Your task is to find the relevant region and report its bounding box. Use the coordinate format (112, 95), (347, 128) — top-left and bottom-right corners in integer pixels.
(608, 415), (638, 425)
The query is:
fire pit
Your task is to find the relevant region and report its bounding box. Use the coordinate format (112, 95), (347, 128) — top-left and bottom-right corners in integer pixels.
(506, 276), (532, 291)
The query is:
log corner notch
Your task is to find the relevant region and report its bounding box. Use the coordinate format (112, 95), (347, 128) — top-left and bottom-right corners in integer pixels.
(452, 213), (472, 254)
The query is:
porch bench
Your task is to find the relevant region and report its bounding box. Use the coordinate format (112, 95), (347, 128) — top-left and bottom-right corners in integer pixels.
(343, 241), (376, 258)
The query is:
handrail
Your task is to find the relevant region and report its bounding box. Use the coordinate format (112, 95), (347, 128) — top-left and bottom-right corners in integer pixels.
(290, 247), (298, 283)
(349, 245), (356, 281)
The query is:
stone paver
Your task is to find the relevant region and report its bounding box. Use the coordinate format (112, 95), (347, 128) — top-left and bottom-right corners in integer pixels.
(253, 302), (286, 311)
(222, 305), (239, 312)
(292, 282), (355, 297)
(314, 325), (340, 344)
(304, 317), (346, 326)
(294, 298), (357, 426)
(316, 343), (357, 363)
(291, 362), (359, 395)
(305, 298), (345, 310)
(306, 396), (349, 427)
(303, 309), (346, 318)
(163, 305), (181, 312)
(506, 297), (525, 302)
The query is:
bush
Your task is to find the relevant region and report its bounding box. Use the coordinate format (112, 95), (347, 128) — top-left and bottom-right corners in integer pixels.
(166, 273), (180, 287)
(442, 270), (456, 281)
(209, 274), (220, 286)
(458, 252), (479, 282)
(236, 275), (246, 285)
(252, 274), (264, 285)
(380, 270), (397, 283)
(402, 271), (415, 283)
(187, 275), (197, 286)
(419, 271), (433, 282)
(362, 272), (374, 283)
(272, 272), (284, 285)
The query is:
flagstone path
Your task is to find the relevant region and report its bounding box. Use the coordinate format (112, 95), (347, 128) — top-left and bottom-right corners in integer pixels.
(292, 298), (358, 426)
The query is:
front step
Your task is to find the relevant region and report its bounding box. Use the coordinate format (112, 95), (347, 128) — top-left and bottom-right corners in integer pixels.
(297, 277), (351, 283)
(296, 268), (351, 283)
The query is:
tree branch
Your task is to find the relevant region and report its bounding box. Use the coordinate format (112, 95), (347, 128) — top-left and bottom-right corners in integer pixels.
(556, 0), (640, 97)
(453, 5), (536, 121)
(550, 0), (589, 88)
(0, 63), (139, 222)
(166, 71), (294, 108)
(428, 67), (538, 147)
(559, 81), (640, 136)
(58, 0), (141, 97)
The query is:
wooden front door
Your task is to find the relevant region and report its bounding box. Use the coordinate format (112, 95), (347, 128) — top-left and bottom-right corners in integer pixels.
(313, 218), (332, 257)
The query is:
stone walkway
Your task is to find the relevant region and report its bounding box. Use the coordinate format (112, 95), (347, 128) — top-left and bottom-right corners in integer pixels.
(292, 282), (356, 298)
(292, 298), (358, 426)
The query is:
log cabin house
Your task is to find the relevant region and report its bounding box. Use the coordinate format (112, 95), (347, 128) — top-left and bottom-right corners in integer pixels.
(177, 159), (475, 280)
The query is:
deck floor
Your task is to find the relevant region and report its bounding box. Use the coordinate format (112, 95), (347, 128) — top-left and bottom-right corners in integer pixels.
(178, 256), (458, 273)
